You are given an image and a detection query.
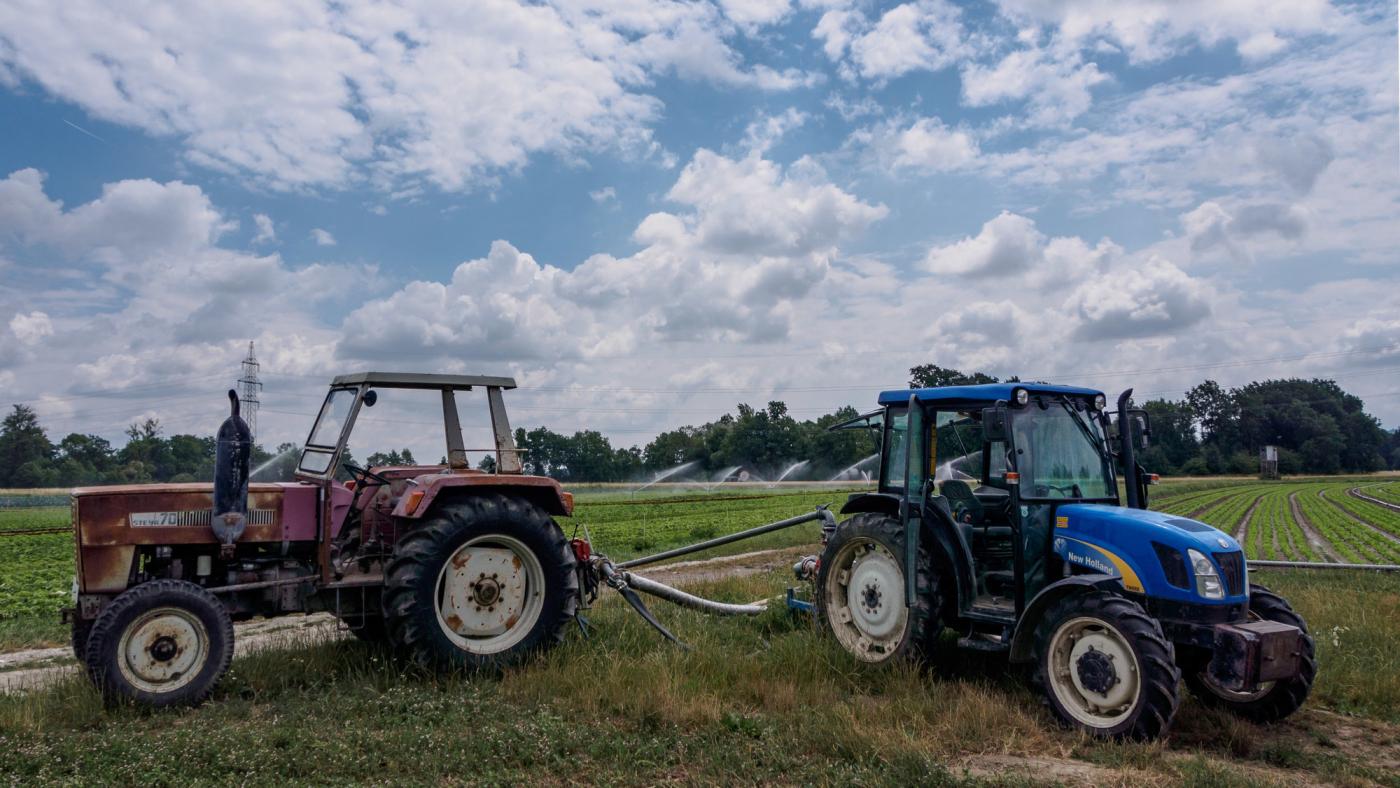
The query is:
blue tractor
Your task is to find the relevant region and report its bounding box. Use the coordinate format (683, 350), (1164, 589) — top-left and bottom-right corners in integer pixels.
(811, 383), (1315, 740)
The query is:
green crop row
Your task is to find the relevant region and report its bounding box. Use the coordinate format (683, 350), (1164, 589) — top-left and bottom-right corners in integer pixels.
(0, 507), (69, 533)
(1153, 485), (1253, 516)
(1368, 482), (1400, 505)
(1294, 486), (1400, 564)
(1319, 487), (1400, 540)
(0, 529), (73, 622)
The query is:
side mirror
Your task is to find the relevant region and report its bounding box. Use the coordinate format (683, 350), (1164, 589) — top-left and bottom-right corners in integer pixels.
(982, 405), (1009, 442)
(362, 390), (378, 408)
(1130, 409), (1150, 450)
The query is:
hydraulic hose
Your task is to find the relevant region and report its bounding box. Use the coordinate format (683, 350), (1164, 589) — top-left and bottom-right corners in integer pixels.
(621, 571), (768, 616)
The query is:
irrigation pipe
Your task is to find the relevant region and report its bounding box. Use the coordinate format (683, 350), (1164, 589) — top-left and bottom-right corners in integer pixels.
(1249, 560), (1400, 572)
(622, 572), (769, 616)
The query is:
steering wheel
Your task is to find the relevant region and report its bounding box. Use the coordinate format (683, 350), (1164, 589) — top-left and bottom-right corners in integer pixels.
(341, 460), (394, 488)
(1036, 483), (1077, 498)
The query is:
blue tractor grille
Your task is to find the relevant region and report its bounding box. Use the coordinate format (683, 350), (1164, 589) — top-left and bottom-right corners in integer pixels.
(1213, 551), (1246, 596)
(1152, 542), (1190, 589)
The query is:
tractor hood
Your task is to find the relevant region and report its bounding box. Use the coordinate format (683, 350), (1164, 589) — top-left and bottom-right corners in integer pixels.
(1052, 504), (1248, 605)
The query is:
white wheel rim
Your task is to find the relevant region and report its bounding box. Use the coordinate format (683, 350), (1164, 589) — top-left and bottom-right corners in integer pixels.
(1047, 616), (1142, 729)
(435, 534), (546, 655)
(117, 606), (209, 694)
(824, 538), (909, 662)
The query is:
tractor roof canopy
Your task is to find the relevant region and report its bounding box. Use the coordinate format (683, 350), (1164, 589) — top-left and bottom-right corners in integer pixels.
(330, 372), (516, 390)
(877, 383), (1103, 407)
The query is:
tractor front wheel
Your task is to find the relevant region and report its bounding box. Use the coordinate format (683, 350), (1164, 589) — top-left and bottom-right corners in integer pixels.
(384, 494), (578, 670)
(1185, 586), (1315, 722)
(83, 580), (234, 707)
(1034, 591), (1181, 740)
(815, 513), (941, 666)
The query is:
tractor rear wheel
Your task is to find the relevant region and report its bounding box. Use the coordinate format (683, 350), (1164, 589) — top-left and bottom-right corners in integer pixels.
(71, 617), (94, 662)
(1034, 590), (1180, 740)
(384, 494), (578, 670)
(83, 580), (234, 707)
(1185, 586), (1315, 722)
(815, 513), (941, 666)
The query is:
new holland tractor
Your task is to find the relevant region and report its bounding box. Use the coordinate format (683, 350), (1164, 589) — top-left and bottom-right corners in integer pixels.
(808, 383), (1315, 740)
(67, 373), (581, 707)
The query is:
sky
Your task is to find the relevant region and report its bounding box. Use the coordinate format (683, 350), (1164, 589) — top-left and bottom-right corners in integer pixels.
(0, 0), (1397, 463)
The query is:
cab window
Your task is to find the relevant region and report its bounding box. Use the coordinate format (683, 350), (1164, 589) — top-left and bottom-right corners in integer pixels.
(880, 408), (908, 491)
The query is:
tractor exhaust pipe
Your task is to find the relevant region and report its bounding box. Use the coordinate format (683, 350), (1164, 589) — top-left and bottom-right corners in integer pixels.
(212, 389), (253, 548)
(1117, 389), (1142, 510)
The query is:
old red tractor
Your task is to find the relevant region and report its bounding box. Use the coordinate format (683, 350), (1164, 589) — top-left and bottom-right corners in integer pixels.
(69, 373), (580, 706)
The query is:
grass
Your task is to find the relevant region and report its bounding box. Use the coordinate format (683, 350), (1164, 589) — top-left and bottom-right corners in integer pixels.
(2, 567), (1398, 785)
(1, 482), (1399, 784)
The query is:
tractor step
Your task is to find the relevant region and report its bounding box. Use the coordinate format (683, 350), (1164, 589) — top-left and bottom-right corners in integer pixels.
(957, 633), (1009, 652)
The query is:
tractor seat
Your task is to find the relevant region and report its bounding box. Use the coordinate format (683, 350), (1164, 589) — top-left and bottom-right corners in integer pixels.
(940, 480), (984, 526)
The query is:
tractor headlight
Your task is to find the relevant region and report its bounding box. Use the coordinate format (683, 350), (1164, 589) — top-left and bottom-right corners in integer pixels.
(1187, 549), (1224, 600)
(1013, 387), (1029, 406)
(1092, 394), (1106, 411)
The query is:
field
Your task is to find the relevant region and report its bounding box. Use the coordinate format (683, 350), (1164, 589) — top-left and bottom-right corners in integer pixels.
(0, 480), (1398, 784)
(1150, 478), (1400, 564)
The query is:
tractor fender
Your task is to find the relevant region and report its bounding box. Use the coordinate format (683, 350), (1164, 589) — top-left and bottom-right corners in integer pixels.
(921, 505), (978, 615)
(839, 492), (901, 517)
(1007, 574), (1125, 663)
(394, 473), (573, 519)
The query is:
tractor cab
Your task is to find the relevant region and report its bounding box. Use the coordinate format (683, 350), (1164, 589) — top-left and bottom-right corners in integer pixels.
(846, 383), (1126, 623)
(815, 383), (1314, 740)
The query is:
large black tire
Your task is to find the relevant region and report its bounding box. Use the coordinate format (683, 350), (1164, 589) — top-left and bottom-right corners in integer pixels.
(384, 494), (578, 670)
(71, 617), (93, 662)
(1184, 586), (1315, 723)
(1033, 591), (1181, 740)
(814, 513), (942, 666)
(83, 580), (234, 707)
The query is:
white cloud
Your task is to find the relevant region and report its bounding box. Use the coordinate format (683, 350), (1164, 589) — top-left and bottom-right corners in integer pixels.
(0, 0), (811, 193)
(1338, 318), (1400, 364)
(741, 108), (808, 154)
(589, 186), (617, 204)
(252, 214), (276, 245)
(338, 149), (887, 360)
(311, 228), (337, 247)
(0, 168), (371, 419)
(717, 0), (792, 30)
(960, 46), (1108, 127)
(1182, 200), (1308, 262)
(816, 0), (972, 80)
(992, 0), (1340, 63)
(859, 116), (980, 172)
(1065, 256), (1212, 339)
(8, 311), (52, 344)
(924, 211), (1045, 276)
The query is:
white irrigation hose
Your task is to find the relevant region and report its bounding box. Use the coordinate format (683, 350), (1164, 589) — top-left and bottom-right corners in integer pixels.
(622, 571), (769, 616)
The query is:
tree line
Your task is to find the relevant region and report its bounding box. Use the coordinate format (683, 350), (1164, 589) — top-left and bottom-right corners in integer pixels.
(1, 366), (1397, 487)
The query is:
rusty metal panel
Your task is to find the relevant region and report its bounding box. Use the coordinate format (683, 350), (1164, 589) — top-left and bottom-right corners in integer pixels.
(80, 546), (136, 593)
(486, 386), (523, 474)
(77, 483), (290, 547)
